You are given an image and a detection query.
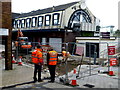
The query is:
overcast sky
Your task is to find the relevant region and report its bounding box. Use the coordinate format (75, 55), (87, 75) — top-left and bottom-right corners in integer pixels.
(11, 0), (119, 30)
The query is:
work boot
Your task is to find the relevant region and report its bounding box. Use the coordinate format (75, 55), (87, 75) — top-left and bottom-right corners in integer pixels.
(33, 77), (37, 83)
(48, 80), (54, 83)
(38, 79), (43, 82)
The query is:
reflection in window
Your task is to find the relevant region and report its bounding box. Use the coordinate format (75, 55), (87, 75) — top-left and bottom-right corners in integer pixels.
(53, 14), (60, 25)
(26, 18), (31, 28)
(32, 17), (37, 27)
(38, 16), (43, 27)
(45, 15), (51, 26)
(21, 19), (25, 28)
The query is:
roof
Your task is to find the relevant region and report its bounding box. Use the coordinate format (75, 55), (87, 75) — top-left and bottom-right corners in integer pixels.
(13, 1), (79, 19)
(12, 13), (21, 19)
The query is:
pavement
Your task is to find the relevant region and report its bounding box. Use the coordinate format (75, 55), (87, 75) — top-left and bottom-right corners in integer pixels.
(0, 56), (119, 89)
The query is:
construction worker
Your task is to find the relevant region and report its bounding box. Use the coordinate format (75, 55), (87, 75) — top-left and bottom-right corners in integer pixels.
(62, 47), (70, 62)
(47, 48), (58, 83)
(32, 45), (43, 83)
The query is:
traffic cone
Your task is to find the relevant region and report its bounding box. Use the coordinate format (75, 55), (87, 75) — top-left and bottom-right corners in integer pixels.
(12, 54), (17, 64)
(18, 56), (23, 65)
(71, 69), (79, 86)
(109, 71), (115, 76)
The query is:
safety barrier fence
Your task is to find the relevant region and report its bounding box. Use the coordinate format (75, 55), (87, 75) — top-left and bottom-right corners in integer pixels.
(11, 42), (118, 71)
(1, 41), (119, 87)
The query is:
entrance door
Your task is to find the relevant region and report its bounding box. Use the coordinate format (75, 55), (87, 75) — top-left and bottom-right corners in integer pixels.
(49, 38), (62, 52)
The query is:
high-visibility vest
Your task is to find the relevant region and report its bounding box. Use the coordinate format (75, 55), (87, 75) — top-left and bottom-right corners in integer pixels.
(32, 49), (43, 64)
(36, 48), (43, 52)
(62, 51), (67, 57)
(48, 51), (58, 65)
(15, 41), (18, 47)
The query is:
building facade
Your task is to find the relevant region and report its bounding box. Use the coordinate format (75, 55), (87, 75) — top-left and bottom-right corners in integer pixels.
(12, 1), (100, 53)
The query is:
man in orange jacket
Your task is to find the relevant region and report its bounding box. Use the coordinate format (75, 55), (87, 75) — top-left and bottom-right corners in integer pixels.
(47, 48), (58, 83)
(32, 45), (43, 83)
(62, 47), (70, 62)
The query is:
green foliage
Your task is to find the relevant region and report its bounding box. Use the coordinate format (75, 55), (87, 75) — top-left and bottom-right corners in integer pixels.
(81, 32), (94, 36)
(114, 29), (120, 37)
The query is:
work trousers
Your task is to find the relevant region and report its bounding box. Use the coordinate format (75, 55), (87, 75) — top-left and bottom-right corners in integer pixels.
(48, 65), (56, 82)
(34, 64), (42, 80)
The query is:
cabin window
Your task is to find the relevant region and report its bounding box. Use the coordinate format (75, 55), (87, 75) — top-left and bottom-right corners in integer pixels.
(32, 17), (37, 27)
(21, 19), (25, 28)
(38, 16), (43, 27)
(53, 13), (60, 25)
(26, 18), (31, 28)
(45, 15), (51, 26)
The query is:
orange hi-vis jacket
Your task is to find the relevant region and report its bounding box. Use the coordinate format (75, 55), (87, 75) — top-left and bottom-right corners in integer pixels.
(48, 51), (58, 65)
(62, 51), (67, 57)
(32, 49), (43, 64)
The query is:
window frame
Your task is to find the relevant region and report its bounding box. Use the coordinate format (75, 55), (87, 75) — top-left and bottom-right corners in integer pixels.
(13, 20), (17, 28)
(38, 16), (43, 27)
(26, 18), (31, 28)
(52, 13), (60, 25)
(17, 20), (21, 28)
(21, 19), (25, 28)
(45, 15), (51, 26)
(32, 17), (37, 27)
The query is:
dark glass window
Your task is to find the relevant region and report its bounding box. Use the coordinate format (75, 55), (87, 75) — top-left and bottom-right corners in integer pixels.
(38, 16), (43, 27)
(26, 18), (31, 28)
(32, 17), (37, 27)
(21, 19), (25, 28)
(45, 15), (51, 26)
(53, 13), (60, 25)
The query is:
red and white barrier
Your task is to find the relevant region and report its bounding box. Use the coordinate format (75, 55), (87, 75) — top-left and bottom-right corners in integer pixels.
(12, 54), (17, 64)
(71, 69), (78, 86)
(18, 56), (23, 65)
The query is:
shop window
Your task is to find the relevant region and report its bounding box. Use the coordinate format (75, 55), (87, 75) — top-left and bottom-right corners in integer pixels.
(21, 19), (25, 28)
(26, 18), (31, 28)
(53, 13), (60, 25)
(45, 15), (51, 26)
(38, 16), (43, 27)
(32, 17), (37, 27)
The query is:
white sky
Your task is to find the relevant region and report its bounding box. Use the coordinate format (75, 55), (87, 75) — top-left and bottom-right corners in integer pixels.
(11, 0), (119, 30)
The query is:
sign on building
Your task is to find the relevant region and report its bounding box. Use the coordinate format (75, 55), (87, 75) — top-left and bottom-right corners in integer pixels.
(101, 32), (110, 39)
(108, 46), (115, 55)
(0, 28), (9, 36)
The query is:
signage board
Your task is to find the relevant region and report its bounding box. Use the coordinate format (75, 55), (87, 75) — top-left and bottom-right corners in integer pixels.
(0, 28), (9, 36)
(110, 58), (117, 66)
(101, 32), (110, 39)
(108, 46), (115, 55)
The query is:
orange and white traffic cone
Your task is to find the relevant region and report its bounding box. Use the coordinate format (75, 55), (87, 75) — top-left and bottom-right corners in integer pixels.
(12, 54), (17, 64)
(18, 56), (23, 65)
(71, 69), (78, 86)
